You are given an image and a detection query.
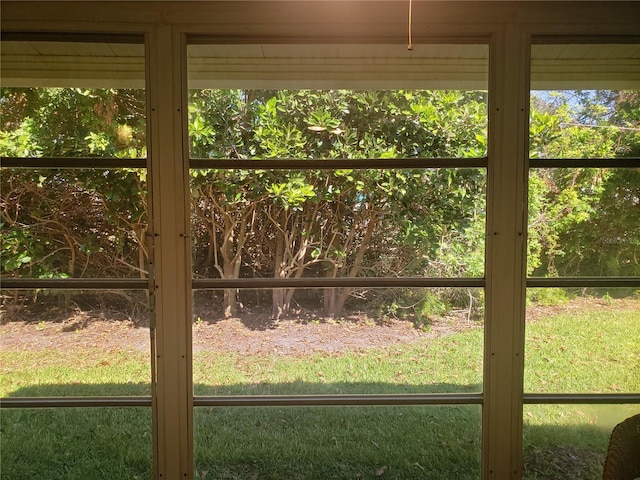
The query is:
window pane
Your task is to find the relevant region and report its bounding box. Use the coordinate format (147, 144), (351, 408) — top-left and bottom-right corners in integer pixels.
(523, 404), (640, 480)
(195, 405), (481, 480)
(193, 288), (483, 395)
(187, 44), (488, 160)
(1, 289), (150, 397)
(527, 168), (639, 277)
(1, 39), (146, 159)
(1, 407), (152, 479)
(188, 89), (487, 160)
(0, 87), (146, 159)
(530, 44), (640, 160)
(191, 168), (485, 279)
(524, 288), (640, 394)
(1, 168), (148, 279)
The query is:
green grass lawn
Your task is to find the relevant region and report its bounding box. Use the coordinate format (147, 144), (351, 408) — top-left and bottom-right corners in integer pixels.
(521, 301), (640, 479)
(1, 299), (638, 479)
(192, 328), (483, 396)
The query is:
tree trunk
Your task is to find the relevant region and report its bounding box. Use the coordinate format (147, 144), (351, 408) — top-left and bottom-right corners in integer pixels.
(272, 212), (286, 319)
(219, 210), (250, 318)
(331, 288), (350, 319)
(323, 262), (338, 318)
(223, 262), (239, 317)
(323, 209), (378, 318)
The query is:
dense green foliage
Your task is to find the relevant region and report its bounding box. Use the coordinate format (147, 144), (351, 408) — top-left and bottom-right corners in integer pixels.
(189, 89), (487, 317)
(528, 90), (640, 278)
(1, 87), (638, 318)
(1, 88), (148, 282)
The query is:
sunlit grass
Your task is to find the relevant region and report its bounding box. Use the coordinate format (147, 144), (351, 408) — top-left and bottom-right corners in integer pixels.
(0, 349), (149, 397)
(1, 300), (638, 479)
(522, 301), (640, 479)
(525, 306), (640, 393)
(193, 329), (483, 396)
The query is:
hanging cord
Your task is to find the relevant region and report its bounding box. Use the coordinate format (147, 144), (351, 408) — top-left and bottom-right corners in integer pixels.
(408, 0), (413, 50)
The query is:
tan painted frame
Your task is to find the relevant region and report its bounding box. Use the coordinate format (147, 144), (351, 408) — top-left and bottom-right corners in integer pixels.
(2, 2), (639, 479)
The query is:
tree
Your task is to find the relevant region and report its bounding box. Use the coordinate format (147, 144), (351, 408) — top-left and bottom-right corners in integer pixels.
(528, 89), (640, 278)
(1, 87), (148, 312)
(1, 85), (496, 320)
(189, 89), (487, 318)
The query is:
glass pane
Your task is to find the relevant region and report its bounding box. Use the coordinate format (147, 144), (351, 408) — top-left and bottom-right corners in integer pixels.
(1, 40), (146, 159)
(524, 288), (640, 394)
(195, 405), (481, 480)
(1, 168), (148, 279)
(527, 168), (639, 277)
(1, 289), (150, 397)
(1, 407), (152, 479)
(188, 89), (487, 159)
(193, 288), (483, 395)
(523, 404), (640, 480)
(187, 44), (488, 160)
(191, 168), (485, 279)
(530, 44), (640, 160)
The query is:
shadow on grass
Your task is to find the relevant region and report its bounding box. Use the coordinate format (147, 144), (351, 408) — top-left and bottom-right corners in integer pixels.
(2, 381), (630, 480)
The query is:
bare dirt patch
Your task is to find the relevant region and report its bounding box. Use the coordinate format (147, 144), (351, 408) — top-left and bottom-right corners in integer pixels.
(525, 296), (639, 322)
(192, 311), (476, 356)
(3, 297), (635, 356)
(0, 308), (150, 352)
(1, 304), (477, 356)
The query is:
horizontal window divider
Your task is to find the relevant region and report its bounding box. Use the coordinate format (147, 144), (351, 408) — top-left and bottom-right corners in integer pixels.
(1, 32), (145, 44)
(192, 277), (485, 289)
(186, 35), (491, 46)
(189, 157), (488, 170)
(1, 157), (147, 169)
(0, 396), (152, 409)
(532, 34), (640, 45)
(194, 393), (483, 407)
(7, 394), (636, 408)
(1, 278), (149, 290)
(529, 157), (640, 168)
(524, 393), (640, 405)
(527, 277), (640, 288)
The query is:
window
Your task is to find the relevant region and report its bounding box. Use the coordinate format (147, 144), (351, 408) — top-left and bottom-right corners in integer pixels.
(524, 41), (640, 478)
(0, 35), (153, 478)
(1, 3), (639, 479)
(188, 42), (488, 477)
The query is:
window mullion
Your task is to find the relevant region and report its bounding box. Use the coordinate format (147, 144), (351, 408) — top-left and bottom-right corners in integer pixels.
(148, 25), (193, 480)
(483, 25), (530, 480)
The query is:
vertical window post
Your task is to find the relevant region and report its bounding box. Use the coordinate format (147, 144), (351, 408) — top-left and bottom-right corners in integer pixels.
(148, 25), (193, 479)
(484, 25), (530, 479)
